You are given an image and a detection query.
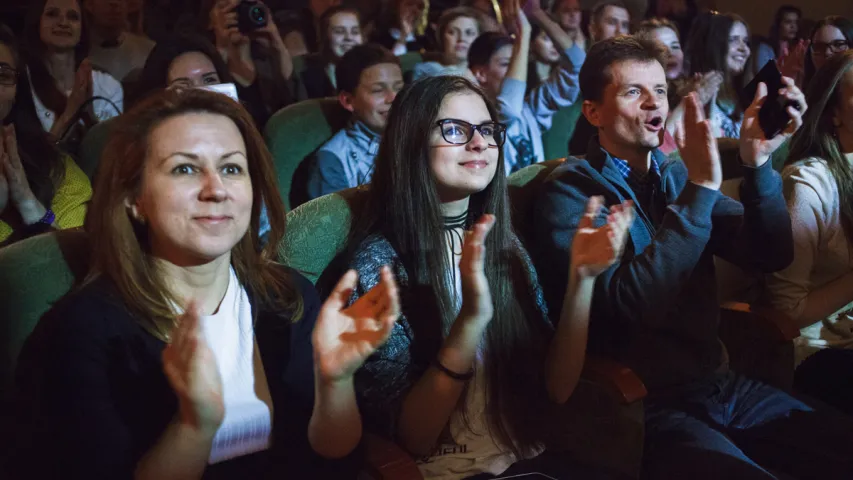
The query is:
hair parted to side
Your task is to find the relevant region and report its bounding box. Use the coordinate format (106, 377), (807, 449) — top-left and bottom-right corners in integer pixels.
(467, 31), (512, 69)
(787, 50), (853, 244)
(580, 34), (669, 102)
(319, 5), (363, 60)
(685, 11), (749, 78)
(436, 7), (485, 50)
(85, 89), (301, 341)
(336, 44), (399, 94)
(342, 75), (553, 457)
(804, 16), (853, 87)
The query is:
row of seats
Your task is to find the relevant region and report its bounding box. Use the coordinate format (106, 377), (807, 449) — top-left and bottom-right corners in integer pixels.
(0, 158), (798, 479)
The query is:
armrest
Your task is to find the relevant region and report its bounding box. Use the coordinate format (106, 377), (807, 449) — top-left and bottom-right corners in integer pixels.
(582, 356), (648, 405)
(720, 302), (800, 342)
(361, 433), (423, 480)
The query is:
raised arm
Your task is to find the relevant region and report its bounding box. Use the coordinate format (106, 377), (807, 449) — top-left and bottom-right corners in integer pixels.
(496, 0), (532, 122)
(310, 267), (401, 459)
(396, 215), (496, 456)
(547, 197), (633, 404)
(713, 77), (806, 272)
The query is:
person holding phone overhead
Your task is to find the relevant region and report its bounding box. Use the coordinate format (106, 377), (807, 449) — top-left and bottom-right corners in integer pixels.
(8, 89), (399, 479)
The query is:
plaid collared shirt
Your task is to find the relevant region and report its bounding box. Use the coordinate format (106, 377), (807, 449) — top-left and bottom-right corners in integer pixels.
(611, 154), (662, 221)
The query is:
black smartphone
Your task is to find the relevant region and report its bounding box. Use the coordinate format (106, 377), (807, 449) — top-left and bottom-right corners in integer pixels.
(740, 61), (798, 139)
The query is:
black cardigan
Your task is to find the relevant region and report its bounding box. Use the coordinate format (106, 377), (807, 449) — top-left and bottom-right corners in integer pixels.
(8, 268), (359, 479)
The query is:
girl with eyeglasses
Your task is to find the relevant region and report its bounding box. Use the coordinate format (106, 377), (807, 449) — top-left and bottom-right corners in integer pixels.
(0, 24), (91, 246)
(322, 75), (634, 479)
(803, 16), (853, 88)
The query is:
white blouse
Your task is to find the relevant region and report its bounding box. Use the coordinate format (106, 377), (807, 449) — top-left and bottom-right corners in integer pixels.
(29, 68), (123, 133)
(765, 157), (853, 364)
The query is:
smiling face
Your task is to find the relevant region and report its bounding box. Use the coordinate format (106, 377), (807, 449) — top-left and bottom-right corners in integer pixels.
(444, 16), (479, 64)
(726, 21), (750, 75)
(40, 0), (83, 51)
(167, 51), (221, 88)
(327, 11), (363, 59)
(533, 30), (561, 64)
(342, 62), (404, 132)
(584, 59), (669, 159)
(429, 92), (499, 202)
(812, 25), (850, 71)
(132, 112), (253, 265)
(652, 27), (683, 80)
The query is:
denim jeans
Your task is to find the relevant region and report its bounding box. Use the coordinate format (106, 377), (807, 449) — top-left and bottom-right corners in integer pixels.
(794, 348), (853, 415)
(643, 370), (853, 480)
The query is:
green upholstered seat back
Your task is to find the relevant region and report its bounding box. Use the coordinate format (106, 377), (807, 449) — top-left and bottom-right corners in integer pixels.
(78, 116), (118, 182)
(0, 230), (89, 396)
(278, 161), (567, 285)
(542, 102), (583, 161)
(264, 99), (350, 210)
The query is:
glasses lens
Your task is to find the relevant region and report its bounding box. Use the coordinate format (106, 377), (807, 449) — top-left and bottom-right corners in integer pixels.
(441, 121), (472, 144)
(0, 69), (15, 86)
(479, 123), (506, 146)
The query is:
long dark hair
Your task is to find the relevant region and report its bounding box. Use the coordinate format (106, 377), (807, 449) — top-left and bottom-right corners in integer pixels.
(685, 11), (748, 82)
(345, 76), (552, 456)
(0, 24), (64, 215)
(767, 5), (801, 57)
(22, 0), (91, 120)
(786, 50), (853, 244)
(804, 16), (853, 88)
(133, 33), (233, 106)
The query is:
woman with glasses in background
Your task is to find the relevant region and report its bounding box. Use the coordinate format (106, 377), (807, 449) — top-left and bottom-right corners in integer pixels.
(803, 16), (853, 88)
(322, 75), (634, 479)
(0, 24), (91, 247)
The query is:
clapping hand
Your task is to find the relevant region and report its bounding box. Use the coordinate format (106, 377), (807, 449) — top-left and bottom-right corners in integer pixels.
(0, 125), (41, 221)
(739, 77), (807, 167)
(458, 214), (496, 324)
(571, 197), (634, 278)
(162, 302), (225, 435)
(676, 92), (723, 190)
(313, 267), (401, 383)
(65, 58), (93, 119)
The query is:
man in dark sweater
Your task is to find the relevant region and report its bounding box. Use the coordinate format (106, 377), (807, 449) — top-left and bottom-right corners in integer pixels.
(533, 35), (853, 479)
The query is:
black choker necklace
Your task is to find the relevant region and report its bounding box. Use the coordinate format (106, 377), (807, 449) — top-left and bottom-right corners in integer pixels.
(442, 211), (468, 257)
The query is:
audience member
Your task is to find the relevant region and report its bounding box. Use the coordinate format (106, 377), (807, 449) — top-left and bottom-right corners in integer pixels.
(645, 0), (698, 42)
(204, 0), (294, 128)
(307, 44), (403, 199)
(685, 12), (751, 139)
(273, 10), (310, 58)
(551, 0), (586, 50)
(765, 50), (853, 414)
(460, 0), (503, 34)
(372, 0), (430, 56)
(567, 0), (631, 155)
(22, 0), (123, 149)
(411, 7), (483, 81)
(468, 0), (584, 172)
(588, 0), (630, 44)
(0, 24), (91, 246)
(328, 74), (632, 479)
(804, 16), (853, 87)
(753, 5), (801, 70)
(534, 34), (853, 479)
(297, 5), (364, 100)
(8, 89), (397, 478)
(84, 0), (155, 82)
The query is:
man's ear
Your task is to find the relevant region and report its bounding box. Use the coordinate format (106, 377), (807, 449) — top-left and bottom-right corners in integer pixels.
(582, 99), (602, 128)
(338, 91), (356, 113)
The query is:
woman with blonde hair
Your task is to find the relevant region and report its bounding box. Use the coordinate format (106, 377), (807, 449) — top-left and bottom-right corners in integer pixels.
(9, 89), (400, 478)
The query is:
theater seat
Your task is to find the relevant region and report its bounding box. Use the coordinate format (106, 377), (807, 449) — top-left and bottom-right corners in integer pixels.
(78, 117), (119, 181)
(280, 162), (648, 478)
(264, 98), (350, 210)
(541, 102), (583, 161)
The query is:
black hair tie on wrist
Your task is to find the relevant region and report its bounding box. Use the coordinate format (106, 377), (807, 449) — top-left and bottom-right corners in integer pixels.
(432, 358), (474, 381)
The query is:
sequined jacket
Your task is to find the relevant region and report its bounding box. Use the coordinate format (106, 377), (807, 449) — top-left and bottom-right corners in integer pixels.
(343, 233), (552, 440)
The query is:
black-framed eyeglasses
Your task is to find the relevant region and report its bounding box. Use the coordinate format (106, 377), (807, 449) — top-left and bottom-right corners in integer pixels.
(435, 119), (507, 148)
(0, 66), (17, 86)
(811, 40), (850, 57)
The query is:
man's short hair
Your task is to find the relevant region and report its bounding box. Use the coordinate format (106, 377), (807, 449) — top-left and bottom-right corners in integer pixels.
(590, 0), (629, 25)
(336, 44), (400, 94)
(467, 32), (513, 69)
(579, 34), (668, 102)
